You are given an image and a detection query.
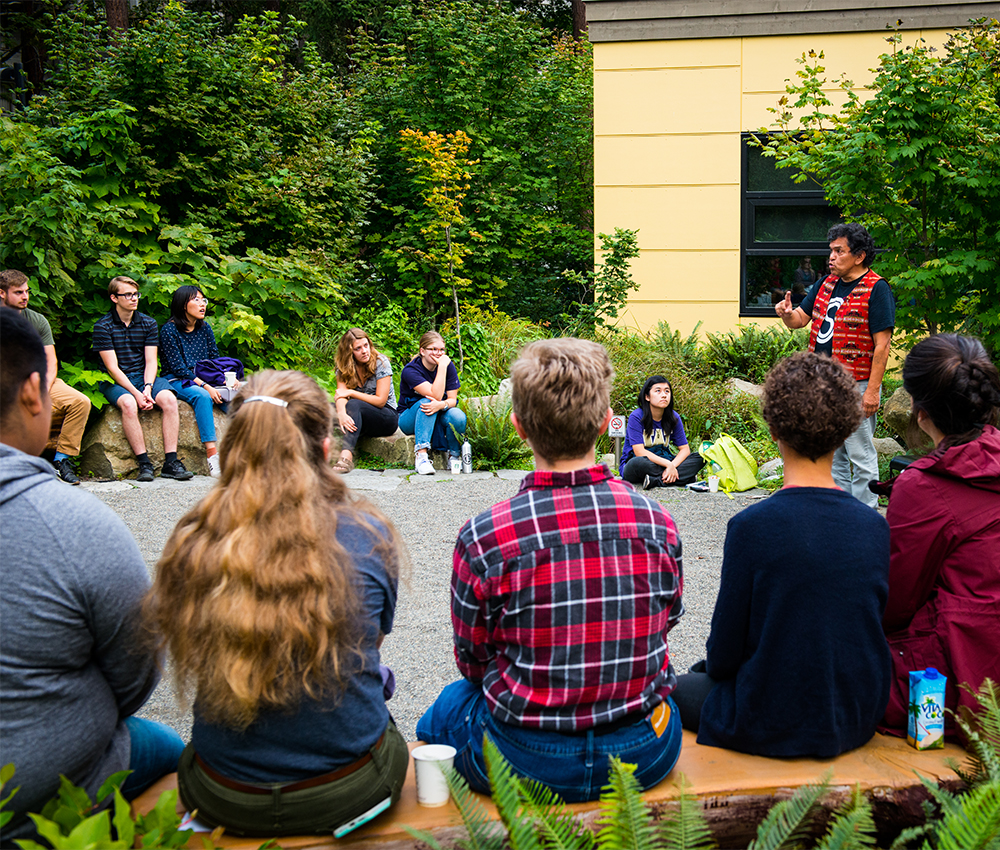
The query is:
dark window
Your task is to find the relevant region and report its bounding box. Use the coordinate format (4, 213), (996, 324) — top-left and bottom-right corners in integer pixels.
(741, 136), (840, 315)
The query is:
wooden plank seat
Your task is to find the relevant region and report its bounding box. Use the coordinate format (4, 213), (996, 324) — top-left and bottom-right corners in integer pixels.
(132, 734), (965, 850)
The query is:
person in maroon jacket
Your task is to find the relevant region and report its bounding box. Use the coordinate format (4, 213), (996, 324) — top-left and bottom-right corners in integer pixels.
(881, 334), (1000, 740)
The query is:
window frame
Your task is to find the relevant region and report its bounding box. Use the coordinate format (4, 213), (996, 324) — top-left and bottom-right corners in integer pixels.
(740, 134), (838, 317)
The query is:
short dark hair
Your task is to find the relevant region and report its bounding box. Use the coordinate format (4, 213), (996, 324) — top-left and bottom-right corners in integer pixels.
(762, 351), (862, 461)
(169, 285), (205, 331)
(0, 307), (47, 423)
(827, 223), (877, 267)
(903, 334), (1000, 448)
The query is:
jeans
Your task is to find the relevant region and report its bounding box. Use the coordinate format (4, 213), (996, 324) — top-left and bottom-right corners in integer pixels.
(101, 374), (174, 405)
(121, 717), (186, 800)
(338, 398), (399, 453)
(621, 452), (705, 486)
(833, 379), (879, 508)
(397, 404), (467, 456)
(166, 377), (221, 444)
(415, 679), (682, 803)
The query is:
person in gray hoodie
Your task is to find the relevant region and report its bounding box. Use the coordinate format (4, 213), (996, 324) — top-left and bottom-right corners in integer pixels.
(0, 307), (184, 842)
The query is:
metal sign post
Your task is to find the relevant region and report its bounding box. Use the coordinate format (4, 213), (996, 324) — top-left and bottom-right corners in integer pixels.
(608, 414), (627, 469)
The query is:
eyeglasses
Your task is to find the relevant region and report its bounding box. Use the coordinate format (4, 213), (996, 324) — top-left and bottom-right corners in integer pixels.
(115, 292), (140, 300)
(190, 297), (208, 305)
(424, 347), (446, 354)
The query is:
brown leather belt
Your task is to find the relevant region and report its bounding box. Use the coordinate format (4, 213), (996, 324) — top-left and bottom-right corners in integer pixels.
(195, 729), (386, 796)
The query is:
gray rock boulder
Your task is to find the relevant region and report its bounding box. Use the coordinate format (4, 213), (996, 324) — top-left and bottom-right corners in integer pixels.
(80, 404), (228, 479)
(882, 387), (914, 446)
(728, 378), (763, 398)
(357, 430), (416, 468)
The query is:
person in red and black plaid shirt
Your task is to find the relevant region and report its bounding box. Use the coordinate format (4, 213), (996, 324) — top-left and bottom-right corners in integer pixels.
(416, 338), (684, 802)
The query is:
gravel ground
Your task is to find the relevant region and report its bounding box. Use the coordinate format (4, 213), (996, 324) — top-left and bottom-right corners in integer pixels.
(90, 471), (765, 742)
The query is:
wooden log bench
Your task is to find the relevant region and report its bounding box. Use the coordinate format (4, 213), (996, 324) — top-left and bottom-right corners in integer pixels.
(132, 733), (965, 849)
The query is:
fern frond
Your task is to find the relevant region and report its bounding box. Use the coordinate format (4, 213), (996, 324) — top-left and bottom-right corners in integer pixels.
(953, 680), (1000, 788)
(917, 773), (965, 820)
(888, 822), (934, 850)
(932, 780), (1000, 850)
(401, 825), (447, 850)
(814, 785), (877, 850)
(441, 764), (506, 850)
(747, 774), (831, 850)
(483, 735), (543, 850)
(596, 759), (661, 850)
(656, 774), (716, 850)
(516, 774), (594, 850)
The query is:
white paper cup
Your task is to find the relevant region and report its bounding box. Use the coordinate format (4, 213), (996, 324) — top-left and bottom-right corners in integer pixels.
(708, 475), (720, 493)
(224, 371), (238, 389)
(412, 744), (456, 807)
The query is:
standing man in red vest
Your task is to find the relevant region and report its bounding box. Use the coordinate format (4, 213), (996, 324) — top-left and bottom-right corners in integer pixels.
(775, 223), (895, 507)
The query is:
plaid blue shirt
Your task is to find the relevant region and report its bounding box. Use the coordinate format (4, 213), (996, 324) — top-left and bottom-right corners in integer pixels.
(452, 465), (683, 731)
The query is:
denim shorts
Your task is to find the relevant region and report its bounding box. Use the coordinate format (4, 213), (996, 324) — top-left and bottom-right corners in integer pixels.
(416, 679), (682, 803)
(101, 373), (175, 405)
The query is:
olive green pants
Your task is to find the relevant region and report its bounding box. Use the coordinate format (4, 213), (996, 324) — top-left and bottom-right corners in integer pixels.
(177, 720), (408, 837)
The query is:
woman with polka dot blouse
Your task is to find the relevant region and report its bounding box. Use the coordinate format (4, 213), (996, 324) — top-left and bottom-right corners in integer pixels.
(159, 286), (231, 477)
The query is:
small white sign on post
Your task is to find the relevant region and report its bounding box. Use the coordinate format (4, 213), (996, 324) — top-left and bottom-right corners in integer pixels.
(608, 415), (627, 438)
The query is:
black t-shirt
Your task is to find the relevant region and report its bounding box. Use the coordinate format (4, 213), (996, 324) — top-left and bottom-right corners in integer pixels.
(800, 275), (895, 357)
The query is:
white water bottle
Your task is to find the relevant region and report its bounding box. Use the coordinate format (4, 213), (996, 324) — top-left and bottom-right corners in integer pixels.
(461, 439), (472, 474)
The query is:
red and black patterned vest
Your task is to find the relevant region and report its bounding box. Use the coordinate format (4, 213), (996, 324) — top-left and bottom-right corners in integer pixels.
(808, 269), (883, 381)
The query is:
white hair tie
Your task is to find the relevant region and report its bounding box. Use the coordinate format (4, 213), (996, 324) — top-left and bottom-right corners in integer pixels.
(243, 395), (289, 408)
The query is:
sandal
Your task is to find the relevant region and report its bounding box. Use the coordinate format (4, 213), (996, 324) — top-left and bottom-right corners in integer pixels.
(332, 453), (355, 474)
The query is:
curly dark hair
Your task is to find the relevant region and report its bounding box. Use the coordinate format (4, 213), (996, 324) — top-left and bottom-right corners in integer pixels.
(903, 334), (1000, 448)
(827, 222), (877, 267)
(762, 352), (862, 461)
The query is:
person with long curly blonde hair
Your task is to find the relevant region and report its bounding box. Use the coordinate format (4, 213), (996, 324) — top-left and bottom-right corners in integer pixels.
(145, 370), (408, 837)
(332, 328), (398, 474)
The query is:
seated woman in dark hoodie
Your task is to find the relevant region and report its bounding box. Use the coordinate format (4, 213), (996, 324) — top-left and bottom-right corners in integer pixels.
(671, 351), (892, 757)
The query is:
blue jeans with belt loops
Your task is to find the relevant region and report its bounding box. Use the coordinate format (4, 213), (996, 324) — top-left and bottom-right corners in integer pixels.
(415, 679), (682, 802)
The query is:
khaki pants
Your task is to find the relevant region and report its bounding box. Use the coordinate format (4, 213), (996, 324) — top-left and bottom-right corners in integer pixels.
(47, 379), (91, 456)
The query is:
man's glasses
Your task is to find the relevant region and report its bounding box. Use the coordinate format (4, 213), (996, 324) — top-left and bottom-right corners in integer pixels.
(115, 292), (140, 300)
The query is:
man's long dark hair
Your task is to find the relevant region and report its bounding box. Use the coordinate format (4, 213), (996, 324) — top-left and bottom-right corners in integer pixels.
(637, 375), (677, 436)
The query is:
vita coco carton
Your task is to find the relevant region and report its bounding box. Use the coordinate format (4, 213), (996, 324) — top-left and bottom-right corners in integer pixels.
(907, 667), (947, 750)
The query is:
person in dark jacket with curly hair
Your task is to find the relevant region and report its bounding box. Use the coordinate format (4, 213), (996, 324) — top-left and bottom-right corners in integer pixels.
(671, 351), (892, 757)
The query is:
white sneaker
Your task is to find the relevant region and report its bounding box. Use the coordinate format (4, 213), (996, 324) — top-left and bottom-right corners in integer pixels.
(207, 454), (221, 478)
(450, 456), (462, 475)
(415, 454), (435, 475)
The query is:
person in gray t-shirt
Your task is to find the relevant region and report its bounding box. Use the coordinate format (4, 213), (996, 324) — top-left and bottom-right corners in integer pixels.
(0, 308), (184, 843)
(332, 328), (399, 473)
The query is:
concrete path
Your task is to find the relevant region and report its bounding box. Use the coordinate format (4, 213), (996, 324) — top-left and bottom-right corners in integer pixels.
(85, 468), (760, 742)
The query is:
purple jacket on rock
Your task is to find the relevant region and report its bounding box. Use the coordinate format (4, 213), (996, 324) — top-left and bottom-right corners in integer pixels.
(881, 424), (1000, 738)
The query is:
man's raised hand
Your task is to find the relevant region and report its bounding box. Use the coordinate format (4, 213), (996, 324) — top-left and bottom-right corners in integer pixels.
(775, 291), (793, 319)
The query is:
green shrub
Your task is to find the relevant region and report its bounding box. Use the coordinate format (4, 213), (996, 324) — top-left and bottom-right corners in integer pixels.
(704, 324), (809, 384)
(462, 401), (533, 472)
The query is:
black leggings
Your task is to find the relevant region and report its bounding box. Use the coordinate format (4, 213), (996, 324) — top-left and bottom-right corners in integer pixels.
(670, 660), (720, 733)
(622, 452), (705, 486)
(337, 398), (399, 453)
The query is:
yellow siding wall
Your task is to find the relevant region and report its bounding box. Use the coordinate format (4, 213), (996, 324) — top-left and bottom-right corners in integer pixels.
(594, 30), (952, 337)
